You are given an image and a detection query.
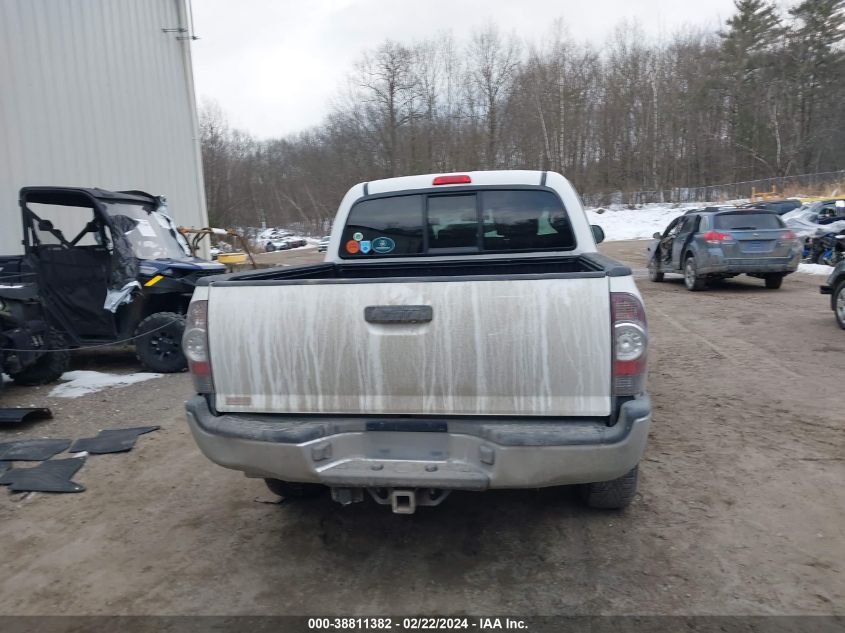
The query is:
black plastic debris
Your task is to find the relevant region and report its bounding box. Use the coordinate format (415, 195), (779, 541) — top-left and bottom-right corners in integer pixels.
(0, 408), (53, 425)
(0, 457), (86, 493)
(0, 438), (71, 461)
(69, 426), (159, 454)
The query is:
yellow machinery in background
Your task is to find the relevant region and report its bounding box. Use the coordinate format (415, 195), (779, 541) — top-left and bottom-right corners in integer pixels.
(178, 227), (257, 270)
(750, 185), (782, 201)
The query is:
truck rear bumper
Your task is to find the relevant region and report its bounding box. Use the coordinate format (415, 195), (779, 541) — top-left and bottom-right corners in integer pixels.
(185, 396), (651, 489)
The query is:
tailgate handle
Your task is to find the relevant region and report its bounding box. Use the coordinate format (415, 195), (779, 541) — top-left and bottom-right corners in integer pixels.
(364, 305), (433, 324)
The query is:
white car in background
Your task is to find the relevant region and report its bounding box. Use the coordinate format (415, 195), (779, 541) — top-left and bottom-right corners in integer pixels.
(264, 236), (292, 252)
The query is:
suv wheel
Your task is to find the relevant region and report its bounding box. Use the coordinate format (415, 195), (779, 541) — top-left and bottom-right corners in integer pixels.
(580, 466), (639, 509)
(684, 256), (707, 291)
(265, 243), (275, 252)
(648, 258), (664, 282)
(764, 273), (784, 290)
(835, 281), (845, 330)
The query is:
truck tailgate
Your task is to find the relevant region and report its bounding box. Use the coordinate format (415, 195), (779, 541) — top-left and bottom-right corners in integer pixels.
(208, 277), (612, 417)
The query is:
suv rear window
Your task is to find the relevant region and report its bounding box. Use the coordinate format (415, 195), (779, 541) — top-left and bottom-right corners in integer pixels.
(714, 213), (783, 231)
(340, 189), (575, 258)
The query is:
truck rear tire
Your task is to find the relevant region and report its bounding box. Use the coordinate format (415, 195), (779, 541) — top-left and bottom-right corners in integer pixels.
(764, 274), (784, 289)
(134, 312), (187, 373)
(264, 478), (325, 499)
(579, 466), (639, 509)
(9, 328), (70, 386)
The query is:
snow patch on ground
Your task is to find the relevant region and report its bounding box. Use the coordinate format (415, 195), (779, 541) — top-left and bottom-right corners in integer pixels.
(797, 263), (834, 276)
(585, 204), (694, 242)
(49, 370), (162, 398)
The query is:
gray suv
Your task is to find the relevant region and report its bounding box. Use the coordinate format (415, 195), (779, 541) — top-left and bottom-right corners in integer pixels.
(647, 207), (801, 290)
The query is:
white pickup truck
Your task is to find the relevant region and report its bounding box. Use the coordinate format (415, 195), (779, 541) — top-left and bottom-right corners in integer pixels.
(183, 171), (650, 513)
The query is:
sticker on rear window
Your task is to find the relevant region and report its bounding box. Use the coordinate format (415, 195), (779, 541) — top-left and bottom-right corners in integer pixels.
(372, 237), (395, 254)
(360, 240), (372, 254)
(345, 239), (360, 254)
(353, 231), (364, 241)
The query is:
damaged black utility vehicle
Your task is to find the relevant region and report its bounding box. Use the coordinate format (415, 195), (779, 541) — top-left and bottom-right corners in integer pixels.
(0, 187), (224, 377)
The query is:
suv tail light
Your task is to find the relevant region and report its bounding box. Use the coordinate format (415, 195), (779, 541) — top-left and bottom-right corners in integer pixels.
(183, 300), (214, 394)
(611, 293), (648, 396)
(703, 230), (732, 244)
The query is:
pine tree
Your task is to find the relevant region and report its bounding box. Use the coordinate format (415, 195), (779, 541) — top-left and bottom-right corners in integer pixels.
(718, 0), (784, 178)
(788, 0), (845, 172)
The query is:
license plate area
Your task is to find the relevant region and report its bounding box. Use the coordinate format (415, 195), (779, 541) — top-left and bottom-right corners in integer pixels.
(364, 431), (450, 460)
(742, 240), (772, 253)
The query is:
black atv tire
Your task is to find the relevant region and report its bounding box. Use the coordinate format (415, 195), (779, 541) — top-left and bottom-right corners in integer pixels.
(264, 478), (325, 499)
(9, 328), (70, 386)
(134, 312), (187, 373)
(764, 273), (784, 289)
(579, 466), (639, 509)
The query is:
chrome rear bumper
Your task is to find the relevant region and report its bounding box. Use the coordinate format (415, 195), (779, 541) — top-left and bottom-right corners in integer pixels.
(185, 396), (651, 489)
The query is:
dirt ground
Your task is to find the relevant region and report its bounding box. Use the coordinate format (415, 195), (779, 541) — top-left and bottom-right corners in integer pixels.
(0, 240), (842, 616)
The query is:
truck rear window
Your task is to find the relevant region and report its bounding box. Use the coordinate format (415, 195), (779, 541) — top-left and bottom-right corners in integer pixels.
(340, 189), (575, 258)
(714, 213), (783, 231)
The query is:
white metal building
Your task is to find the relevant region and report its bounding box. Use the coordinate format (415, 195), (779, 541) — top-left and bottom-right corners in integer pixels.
(0, 0), (208, 255)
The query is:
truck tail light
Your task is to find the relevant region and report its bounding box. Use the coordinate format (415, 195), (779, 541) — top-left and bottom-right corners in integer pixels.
(703, 230), (731, 244)
(432, 174), (471, 185)
(611, 293), (648, 396)
(183, 300), (214, 394)
(782, 230), (796, 240)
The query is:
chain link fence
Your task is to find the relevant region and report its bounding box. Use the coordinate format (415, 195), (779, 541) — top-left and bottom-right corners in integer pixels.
(583, 170), (845, 207)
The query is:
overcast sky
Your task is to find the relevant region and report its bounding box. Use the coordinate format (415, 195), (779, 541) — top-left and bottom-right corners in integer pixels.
(190, 0), (739, 139)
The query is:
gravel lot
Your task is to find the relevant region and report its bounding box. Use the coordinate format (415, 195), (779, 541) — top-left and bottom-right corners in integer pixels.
(0, 240), (842, 616)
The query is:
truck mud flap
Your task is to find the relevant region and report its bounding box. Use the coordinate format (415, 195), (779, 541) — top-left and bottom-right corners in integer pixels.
(0, 408), (53, 426)
(69, 426), (159, 454)
(0, 457), (86, 493)
(0, 438), (70, 461)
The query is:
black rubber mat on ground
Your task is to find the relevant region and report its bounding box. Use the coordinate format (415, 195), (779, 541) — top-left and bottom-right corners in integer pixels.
(69, 426), (160, 454)
(0, 457), (86, 493)
(0, 408), (53, 425)
(0, 438), (71, 461)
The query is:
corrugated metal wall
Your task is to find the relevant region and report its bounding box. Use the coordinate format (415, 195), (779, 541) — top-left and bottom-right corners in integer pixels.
(0, 0), (207, 255)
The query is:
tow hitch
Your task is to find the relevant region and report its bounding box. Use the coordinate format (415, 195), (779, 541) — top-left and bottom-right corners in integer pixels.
(390, 489), (416, 514)
(330, 487), (452, 514)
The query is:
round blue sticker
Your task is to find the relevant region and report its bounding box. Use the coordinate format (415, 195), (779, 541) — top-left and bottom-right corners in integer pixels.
(372, 237), (395, 254)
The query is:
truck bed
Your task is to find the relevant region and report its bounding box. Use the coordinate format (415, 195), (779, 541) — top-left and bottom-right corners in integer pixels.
(197, 253), (630, 286)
